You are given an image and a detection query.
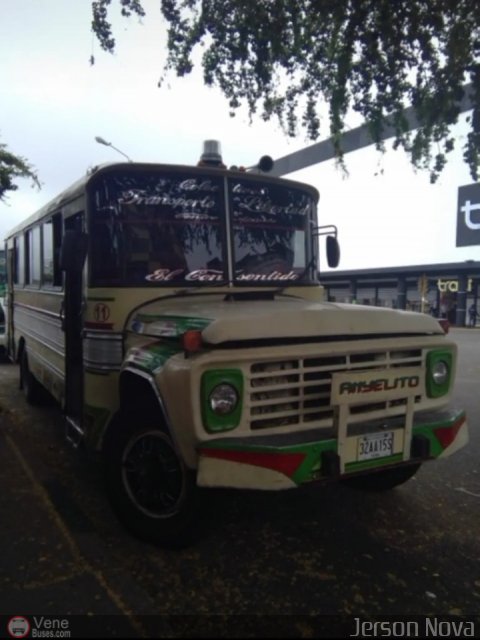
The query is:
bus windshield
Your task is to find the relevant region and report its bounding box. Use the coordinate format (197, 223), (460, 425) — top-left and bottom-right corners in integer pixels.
(89, 169), (316, 287)
(229, 177), (313, 284)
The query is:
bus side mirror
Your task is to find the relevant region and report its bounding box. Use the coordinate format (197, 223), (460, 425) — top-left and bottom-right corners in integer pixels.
(326, 235), (340, 268)
(245, 155), (274, 173)
(60, 230), (88, 273)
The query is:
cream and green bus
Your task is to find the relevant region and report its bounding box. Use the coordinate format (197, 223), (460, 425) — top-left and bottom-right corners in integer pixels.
(4, 142), (468, 547)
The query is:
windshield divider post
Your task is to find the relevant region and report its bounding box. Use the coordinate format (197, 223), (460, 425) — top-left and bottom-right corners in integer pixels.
(223, 176), (234, 286)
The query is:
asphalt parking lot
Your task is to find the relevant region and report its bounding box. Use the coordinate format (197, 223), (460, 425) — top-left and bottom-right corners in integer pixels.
(0, 328), (479, 638)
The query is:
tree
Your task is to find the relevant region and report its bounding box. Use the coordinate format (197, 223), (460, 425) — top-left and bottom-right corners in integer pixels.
(91, 0), (480, 182)
(0, 138), (40, 202)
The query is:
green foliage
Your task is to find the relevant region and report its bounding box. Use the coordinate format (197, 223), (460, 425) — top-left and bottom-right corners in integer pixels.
(91, 0), (480, 182)
(0, 139), (40, 202)
(91, 0), (145, 61)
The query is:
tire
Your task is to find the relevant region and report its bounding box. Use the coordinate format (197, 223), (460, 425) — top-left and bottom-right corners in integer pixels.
(20, 349), (44, 405)
(104, 422), (199, 548)
(342, 463), (421, 492)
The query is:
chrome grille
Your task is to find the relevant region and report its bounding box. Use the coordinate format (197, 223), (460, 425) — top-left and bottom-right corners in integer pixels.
(248, 348), (423, 430)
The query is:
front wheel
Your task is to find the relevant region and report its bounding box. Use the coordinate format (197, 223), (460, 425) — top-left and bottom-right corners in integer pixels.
(342, 463), (421, 492)
(104, 424), (198, 548)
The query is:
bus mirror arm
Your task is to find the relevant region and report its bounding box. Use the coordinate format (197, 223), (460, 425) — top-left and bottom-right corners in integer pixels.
(60, 231), (88, 273)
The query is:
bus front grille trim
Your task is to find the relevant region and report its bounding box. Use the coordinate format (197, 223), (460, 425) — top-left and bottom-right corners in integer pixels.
(248, 349), (423, 430)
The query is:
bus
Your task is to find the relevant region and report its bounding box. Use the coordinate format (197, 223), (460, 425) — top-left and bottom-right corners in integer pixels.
(4, 141), (468, 547)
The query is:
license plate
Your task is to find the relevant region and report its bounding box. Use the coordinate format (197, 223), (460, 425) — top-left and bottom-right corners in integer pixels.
(358, 431), (394, 461)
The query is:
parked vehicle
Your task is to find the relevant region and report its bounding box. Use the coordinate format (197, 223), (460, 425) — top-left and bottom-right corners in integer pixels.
(4, 141), (468, 546)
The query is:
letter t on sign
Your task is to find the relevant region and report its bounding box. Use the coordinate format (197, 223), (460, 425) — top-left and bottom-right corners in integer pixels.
(457, 184), (480, 247)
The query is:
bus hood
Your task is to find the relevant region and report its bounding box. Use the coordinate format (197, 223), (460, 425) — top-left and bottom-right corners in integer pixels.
(128, 295), (444, 343)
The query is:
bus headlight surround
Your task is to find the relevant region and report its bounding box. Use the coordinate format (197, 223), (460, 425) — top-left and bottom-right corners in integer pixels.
(426, 350), (453, 398)
(209, 383), (239, 415)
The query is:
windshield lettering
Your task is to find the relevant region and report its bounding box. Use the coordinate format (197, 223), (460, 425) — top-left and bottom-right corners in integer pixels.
(185, 269), (224, 282)
(236, 270), (299, 282)
(145, 268), (185, 282)
(236, 197), (310, 217)
(179, 179), (219, 192)
(118, 189), (216, 211)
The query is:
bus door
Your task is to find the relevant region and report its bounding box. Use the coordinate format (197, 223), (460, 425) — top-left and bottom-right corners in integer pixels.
(60, 217), (88, 446)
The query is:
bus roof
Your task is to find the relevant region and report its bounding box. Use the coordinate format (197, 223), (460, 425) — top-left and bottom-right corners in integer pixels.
(4, 163), (114, 241)
(4, 161), (319, 240)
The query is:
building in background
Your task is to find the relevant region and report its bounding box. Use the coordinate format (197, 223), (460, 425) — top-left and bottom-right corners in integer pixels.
(320, 261), (480, 327)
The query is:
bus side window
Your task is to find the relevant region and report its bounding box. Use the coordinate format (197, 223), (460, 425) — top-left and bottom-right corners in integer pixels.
(42, 214), (63, 287)
(52, 214), (63, 286)
(14, 236), (25, 286)
(91, 222), (120, 282)
(24, 230), (31, 286)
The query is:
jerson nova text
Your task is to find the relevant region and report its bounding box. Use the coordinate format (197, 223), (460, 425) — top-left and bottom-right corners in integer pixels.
(350, 617), (476, 637)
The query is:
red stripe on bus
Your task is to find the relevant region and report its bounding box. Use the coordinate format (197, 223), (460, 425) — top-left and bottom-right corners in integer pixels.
(200, 448), (306, 478)
(84, 321), (114, 330)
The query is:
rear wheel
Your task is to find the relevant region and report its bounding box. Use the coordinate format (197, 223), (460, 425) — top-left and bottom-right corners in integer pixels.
(20, 349), (44, 405)
(104, 422), (198, 548)
(342, 463), (421, 492)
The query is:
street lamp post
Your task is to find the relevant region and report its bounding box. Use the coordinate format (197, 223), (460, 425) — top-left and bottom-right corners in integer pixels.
(94, 136), (132, 162)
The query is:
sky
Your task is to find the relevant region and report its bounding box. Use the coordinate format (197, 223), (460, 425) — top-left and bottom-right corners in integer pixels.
(1, 0), (479, 272)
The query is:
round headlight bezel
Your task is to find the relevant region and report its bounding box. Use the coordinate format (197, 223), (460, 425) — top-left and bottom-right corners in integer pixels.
(209, 383), (239, 415)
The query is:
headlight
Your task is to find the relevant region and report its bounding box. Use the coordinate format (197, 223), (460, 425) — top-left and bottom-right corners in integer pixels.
(209, 383), (239, 415)
(201, 369), (243, 432)
(432, 360), (449, 385)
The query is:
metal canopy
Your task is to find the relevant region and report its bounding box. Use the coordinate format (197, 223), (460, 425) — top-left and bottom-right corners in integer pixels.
(270, 83), (474, 177)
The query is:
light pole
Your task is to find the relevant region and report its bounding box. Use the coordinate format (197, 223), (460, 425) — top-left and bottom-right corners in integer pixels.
(94, 136), (132, 162)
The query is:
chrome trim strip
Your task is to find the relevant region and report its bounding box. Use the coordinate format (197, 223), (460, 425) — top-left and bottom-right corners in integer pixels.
(13, 301), (62, 320)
